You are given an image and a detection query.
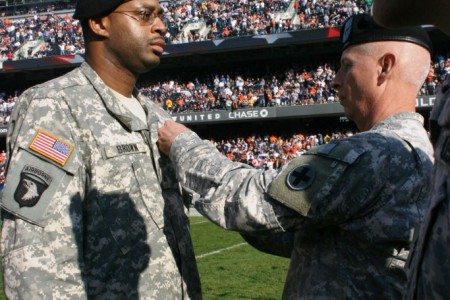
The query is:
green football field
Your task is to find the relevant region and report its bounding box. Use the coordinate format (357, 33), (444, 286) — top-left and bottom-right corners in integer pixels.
(0, 216), (289, 299)
(191, 216), (290, 299)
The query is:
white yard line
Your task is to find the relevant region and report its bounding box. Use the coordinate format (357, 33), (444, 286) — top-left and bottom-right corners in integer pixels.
(196, 243), (247, 259)
(190, 220), (209, 225)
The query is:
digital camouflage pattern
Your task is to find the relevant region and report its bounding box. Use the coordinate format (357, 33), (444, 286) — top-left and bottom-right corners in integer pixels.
(405, 76), (450, 300)
(1, 62), (201, 300)
(168, 112), (434, 299)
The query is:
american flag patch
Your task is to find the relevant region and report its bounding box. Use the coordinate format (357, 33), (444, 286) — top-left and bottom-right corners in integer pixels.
(29, 130), (74, 166)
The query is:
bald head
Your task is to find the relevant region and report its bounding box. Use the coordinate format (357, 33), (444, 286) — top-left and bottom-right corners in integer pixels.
(332, 40), (430, 131)
(357, 41), (431, 93)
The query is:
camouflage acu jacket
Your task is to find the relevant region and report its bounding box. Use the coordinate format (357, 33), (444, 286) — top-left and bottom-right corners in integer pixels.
(1, 62), (201, 300)
(169, 112), (433, 299)
(405, 76), (450, 300)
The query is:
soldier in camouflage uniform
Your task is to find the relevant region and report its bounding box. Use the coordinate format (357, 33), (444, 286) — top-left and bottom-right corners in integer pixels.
(0, 0), (201, 299)
(157, 14), (434, 299)
(373, 1), (450, 299)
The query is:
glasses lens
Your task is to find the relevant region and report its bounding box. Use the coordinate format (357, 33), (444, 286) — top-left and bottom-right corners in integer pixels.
(141, 11), (153, 23)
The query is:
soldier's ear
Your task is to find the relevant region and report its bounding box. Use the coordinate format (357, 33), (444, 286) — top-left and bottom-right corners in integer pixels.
(88, 16), (110, 38)
(378, 53), (396, 85)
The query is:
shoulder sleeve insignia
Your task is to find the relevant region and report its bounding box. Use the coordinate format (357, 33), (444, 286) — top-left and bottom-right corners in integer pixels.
(14, 165), (53, 207)
(29, 130), (74, 166)
(286, 164), (316, 191)
(268, 141), (367, 216)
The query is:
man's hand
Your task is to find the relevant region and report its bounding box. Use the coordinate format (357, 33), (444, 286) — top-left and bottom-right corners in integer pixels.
(157, 120), (191, 156)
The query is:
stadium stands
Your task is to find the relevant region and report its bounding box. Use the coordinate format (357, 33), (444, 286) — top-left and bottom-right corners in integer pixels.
(0, 0), (370, 62)
(0, 0), (448, 175)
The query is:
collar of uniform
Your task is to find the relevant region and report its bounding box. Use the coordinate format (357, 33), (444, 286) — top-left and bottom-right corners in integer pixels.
(79, 62), (148, 132)
(371, 112), (423, 131)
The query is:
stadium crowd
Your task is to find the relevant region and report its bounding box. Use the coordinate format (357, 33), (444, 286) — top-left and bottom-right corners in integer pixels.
(0, 0), (372, 61)
(0, 0), (445, 111)
(0, 53), (447, 122)
(0, 48), (441, 181)
(138, 61), (340, 113)
(139, 54), (447, 113)
(0, 0), (445, 186)
(163, 0), (370, 43)
(207, 129), (355, 170)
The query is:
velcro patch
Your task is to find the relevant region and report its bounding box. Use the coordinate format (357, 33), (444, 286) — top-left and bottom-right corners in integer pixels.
(286, 164), (316, 191)
(29, 130), (74, 166)
(103, 142), (147, 159)
(14, 165), (53, 207)
(268, 141), (366, 216)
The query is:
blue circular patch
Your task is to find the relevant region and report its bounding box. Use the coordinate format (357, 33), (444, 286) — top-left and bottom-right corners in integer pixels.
(286, 164), (316, 191)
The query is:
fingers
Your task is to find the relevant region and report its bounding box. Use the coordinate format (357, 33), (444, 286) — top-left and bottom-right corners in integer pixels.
(157, 121), (171, 156)
(157, 120), (181, 156)
(157, 120), (192, 156)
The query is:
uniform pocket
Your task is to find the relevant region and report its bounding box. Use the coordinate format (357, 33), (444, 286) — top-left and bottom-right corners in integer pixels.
(91, 158), (164, 255)
(95, 189), (135, 255)
(2, 242), (58, 297)
(132, 161), (165, 229)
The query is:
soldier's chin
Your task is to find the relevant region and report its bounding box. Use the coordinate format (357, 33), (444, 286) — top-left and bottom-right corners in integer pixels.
(140, 59), (161, 73)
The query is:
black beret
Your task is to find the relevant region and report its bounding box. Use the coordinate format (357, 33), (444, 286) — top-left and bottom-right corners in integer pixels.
(340, 14), (432, 53)
(73, 0), (125, 19)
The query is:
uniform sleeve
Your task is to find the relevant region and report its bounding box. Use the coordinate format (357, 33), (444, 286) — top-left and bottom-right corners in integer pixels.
(1, 93), (86, 299)
(269, 138), (389, 228)
(240, 232), (294, 258)
(170, 131), (390, 233)
(170, 131), (287, 233)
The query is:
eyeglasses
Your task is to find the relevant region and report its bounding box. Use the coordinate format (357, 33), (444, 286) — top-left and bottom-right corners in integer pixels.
(112, 10), (163, 26)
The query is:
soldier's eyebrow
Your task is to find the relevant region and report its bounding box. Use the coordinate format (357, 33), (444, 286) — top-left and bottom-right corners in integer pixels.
(126, 2), (162, 13)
